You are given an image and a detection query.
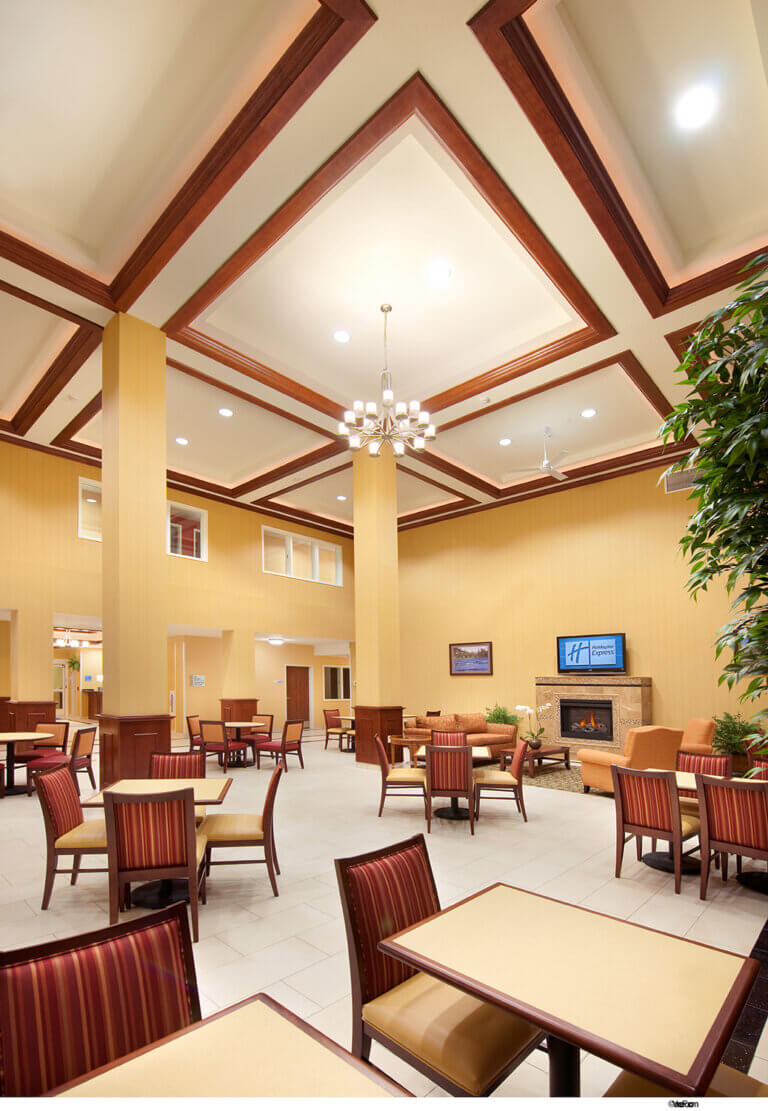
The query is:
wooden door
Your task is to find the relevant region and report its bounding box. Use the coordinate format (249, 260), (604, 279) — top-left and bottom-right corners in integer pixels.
(286, 666), (310, 723)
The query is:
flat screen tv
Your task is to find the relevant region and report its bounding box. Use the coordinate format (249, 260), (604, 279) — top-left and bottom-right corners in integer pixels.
(557, 633), (627, 674)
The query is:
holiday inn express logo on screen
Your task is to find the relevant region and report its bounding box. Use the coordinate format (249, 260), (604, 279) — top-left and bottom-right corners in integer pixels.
(567, 640), (590, 665)
(560, 635), (621, 670)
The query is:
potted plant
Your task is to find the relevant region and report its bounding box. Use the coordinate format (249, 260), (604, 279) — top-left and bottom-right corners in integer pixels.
(67, 656), (79, 673)
(485, 704), (519, 726)
(712, 712), (759, 773)
(516, 703), (551, 750)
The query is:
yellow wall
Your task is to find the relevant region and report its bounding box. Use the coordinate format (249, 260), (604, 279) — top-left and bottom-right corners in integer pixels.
(0, 620), (9, 693)
(399, 466), (762, 729)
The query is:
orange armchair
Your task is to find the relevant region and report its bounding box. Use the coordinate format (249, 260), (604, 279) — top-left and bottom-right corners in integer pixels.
(578, 718), (715, 794)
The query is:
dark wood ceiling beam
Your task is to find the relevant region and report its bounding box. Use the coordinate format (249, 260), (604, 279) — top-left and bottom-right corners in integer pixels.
(12, 324), (102, 436)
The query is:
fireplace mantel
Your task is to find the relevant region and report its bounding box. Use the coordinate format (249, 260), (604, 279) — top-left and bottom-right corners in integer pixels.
(535, 675), (652, 753)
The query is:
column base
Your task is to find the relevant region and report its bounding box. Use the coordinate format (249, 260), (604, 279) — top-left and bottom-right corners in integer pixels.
(353, 706), (403, 765)
(6, 699), (57, 732)
(0, 696), (10, 732)
(97, 714), (173, 787)
(220, 698), (259, 720)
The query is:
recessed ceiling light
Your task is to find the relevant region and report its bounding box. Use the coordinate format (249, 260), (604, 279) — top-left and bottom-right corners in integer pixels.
(336, 495), (347, 501)
(674, 83), (718, 131)
(218, 407), (233, 418)
(581, 408), (597, 419)
(499, 437), (512, 447)
(86, 497), (97, 503)
(427, 259), (453, 284)
(175, 436), (189, 446)
(333, 329), (351, 344)
(268, 637), (285, 646)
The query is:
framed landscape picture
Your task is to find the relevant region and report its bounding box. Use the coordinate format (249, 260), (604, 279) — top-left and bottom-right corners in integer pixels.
(449, 641), (493, 676)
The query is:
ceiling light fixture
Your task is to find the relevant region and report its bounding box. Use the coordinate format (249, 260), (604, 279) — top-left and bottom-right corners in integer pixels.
(333, 329), (351, 344)
(86, 497), (97, 503)
(674, 83), (718, 131)
(427, 259), (453, 284)
(175, 436), (189, 446)
(336, 495), (347, 501)
(218, 407), (233, 418)
(581, 408), (597, 419)
(499, 437), (512, 447)
(338, 305), (436, 457)
(268, 637), (285, 646)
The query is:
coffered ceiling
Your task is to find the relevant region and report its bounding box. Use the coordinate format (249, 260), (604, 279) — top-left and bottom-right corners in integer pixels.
(1, 0), (764, 538)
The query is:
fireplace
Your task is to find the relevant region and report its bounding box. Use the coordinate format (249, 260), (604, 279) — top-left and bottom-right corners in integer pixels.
(560, 699), (613, 742)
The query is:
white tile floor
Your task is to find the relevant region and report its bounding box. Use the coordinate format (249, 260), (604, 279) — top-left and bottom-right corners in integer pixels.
(3, 734), (768, 1096)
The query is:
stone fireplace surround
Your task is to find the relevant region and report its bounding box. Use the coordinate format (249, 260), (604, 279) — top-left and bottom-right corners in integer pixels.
(535, 675), (652, 755)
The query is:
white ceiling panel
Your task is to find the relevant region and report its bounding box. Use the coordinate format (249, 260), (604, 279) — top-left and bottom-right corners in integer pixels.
(0, 292), (76, 417)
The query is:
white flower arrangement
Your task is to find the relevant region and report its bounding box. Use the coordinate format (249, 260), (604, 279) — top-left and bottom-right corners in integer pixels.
(516, 702), (550, 747)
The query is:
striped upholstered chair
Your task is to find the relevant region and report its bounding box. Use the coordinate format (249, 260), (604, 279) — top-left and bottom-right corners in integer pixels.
(675, 750), (732, 815)
(200, 766), (283, 896)
(149, 750), (207, 825)
(35, 765), (107, 909)
(104, 787), (207, 941)
(611, 766), (700, 893)
(425, 742), (475, 834)
(473, 740), (530, 822)
(335, 834), (543, 1096)
(696, 774), (768, 899)
(415, 727), (467, 765)
(748, 751), (768, 779)
(0, 902), (200, 1096)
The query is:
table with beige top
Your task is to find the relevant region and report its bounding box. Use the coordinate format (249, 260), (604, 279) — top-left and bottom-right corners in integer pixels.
(224, 720), (271, 765)
(0, 732), (53, 795)
(379, 883), (757, 1096)
(52, 994), (408, 1098)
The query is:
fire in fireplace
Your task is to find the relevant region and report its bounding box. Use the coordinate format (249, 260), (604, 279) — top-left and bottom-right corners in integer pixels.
(560, 699), (613, 742)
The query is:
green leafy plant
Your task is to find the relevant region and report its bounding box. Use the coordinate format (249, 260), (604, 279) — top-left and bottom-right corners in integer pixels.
(485, 704), (519, 725)
(712, 711), (756, 755)
(67, 656), (79, 672)
(660, 253), (768, 708)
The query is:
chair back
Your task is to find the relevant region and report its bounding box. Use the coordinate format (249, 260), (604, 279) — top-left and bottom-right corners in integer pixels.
(283, 719), (304, 747)
(72, 726), (96, 758)
(149, 751), (205, 779)
(200, 720), (227, 746)
(186, 715), (201, 743)
(262, 766), (283, 840)
(37, 721), (69, 752)
(323, 709), (342, 729)
(0, 903), (199, 1096)
(251, 714), (273, 736)
(612, 766), (676, 834)
(748, 752), (768, 780)
(374, 733), (390, 779)
(676, 751), (731, 797)
(508, 740), (529, 782)
(335, 834), (439, 1006)
(698, 775), (768, 852)
(105, 788), (196, 871)
(429, 729), (467, 747)
(35, 765), (83, 841)
(682, 717), (716, 749)
(426, 744), (472, 794)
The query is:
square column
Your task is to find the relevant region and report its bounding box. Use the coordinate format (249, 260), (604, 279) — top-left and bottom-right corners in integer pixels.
(221, 628), (259, 720)
(353, 444), (402, 763)
(8, 606), (56, 733)
(98, 313), (171, 783)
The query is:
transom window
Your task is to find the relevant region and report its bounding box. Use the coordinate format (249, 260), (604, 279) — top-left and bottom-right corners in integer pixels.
(78, 478), (102, 542)
(262, 526), (342, 586)
(323, 665), (351, 700)
(167, 502), (208, 561)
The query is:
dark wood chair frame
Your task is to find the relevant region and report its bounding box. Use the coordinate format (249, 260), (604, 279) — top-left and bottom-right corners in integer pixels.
(611, 765), (699, 894)
(244, 713), (274, 766)
(335, 832), (543, 1096)
(254, 719), (305, 771)
(205, 766), (282, 896)
(104, 787), (207, 942)
(374, 733), (427, 817)
(425, 743), (475, 834)
(186, 714), (202, 752)
(0, 902), (201, 1098)
(27, 726), (96, 795)
(199, 719), (248, 772)
(35, 764), (107, 910)
(473, 741), (530, 822)
(697, 773), (768, 900)
(323, 708), (354, 751)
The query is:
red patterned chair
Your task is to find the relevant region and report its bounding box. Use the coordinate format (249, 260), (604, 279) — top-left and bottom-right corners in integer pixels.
(186, 714), (202, 752)
(149, 750), (207, 825)
(243, 713), (274, 766)
(696, 774), (768, 899)
(335, 834), (544, 1096)
(675, 750), (732, 816)
(0, 902), (200, 1096)
(425, 740), (475, 834)
(104, 787), (207, 941)
(748, 751), (768, 779)
(252, 719), (305, 771)
(12, 721), (70, 786)
(199, 719), (248, 771)
(34, 765), (107, 909)
(374, 733), (426, 816)
(323, 708), (354, 751)
(26, 727), (96, 795)
(200, 766), (283, 896)
(473, 741), (530, 822)
(611, 766), (700, 893)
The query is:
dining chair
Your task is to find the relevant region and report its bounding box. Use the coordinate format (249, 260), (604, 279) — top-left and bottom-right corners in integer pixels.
(748, 751), (768, 779)
(243, 713), (274, 766)
(14, 721), (70, 785)
(149, 750), (207, 824)
(199, 719), (248, 772)
(26, 727), (97, 794)
(186, 714), (202, 752)
(675, 750), (732, 815)
(415, 728), (467, 765)
(104, 787), (207, 941)
(374, 733), (426, 816)
(335, 833), (544, 1096)
(252, 719), (305, 771)
(696, 773), (768, 899)
(34, 765), (107, 909)
(611, 766), (700, 893)
(473, 740), (529, 822)
(0, 902), (200, 1096)
(201, 766), (282, 896)
(425, 743), (475, 834)
(323, 708), (352, 751)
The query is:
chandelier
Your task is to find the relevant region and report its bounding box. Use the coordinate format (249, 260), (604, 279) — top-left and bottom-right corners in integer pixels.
(338, 304), (436, 456)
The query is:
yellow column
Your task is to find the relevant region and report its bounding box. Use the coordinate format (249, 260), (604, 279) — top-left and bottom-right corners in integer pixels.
(220, 628), (258, 721)
(100, 314), (170, 782)
(352, 444), (402, 762)
(9, 604), (52, 701)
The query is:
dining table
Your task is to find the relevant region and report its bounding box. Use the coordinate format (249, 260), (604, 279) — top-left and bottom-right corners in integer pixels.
(225, 720), (268, 764)
(0, 732), (53, 795)
(379, 883), (758, 1096)
(50, 993), (408, 1097)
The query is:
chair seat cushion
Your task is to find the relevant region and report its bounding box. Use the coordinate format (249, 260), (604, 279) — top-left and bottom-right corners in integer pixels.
(54, 818), (107, 851)
(255, 740), (299, 752)
(199, 812), (264, 843)
(681, 813), (701, 839)
(28, 754), (69, 773)
(204, 740), (248, 752)
(473, 767), (518, 787)
(605, 1063), (768, 1098)
(387, 767), (426, 784)
(679, 797), (699, 815)
(243, 732), (270, 742)
(327, 728), (346, 735)
(362, 971), (541, 1096)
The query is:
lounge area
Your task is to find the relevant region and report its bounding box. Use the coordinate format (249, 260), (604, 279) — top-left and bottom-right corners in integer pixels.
(1, 0), (768, 1100)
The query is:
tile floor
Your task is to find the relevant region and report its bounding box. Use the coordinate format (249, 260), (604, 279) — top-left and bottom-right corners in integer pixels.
(3, 734), (768, 1097)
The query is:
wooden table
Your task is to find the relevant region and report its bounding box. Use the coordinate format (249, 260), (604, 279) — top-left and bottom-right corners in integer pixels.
(500, 743), (571, 778)
(225, 720), (266, 765)
(0, 732), (53, 795)
(52, 994), (407, 1097)
(379, 883), (757, 1096)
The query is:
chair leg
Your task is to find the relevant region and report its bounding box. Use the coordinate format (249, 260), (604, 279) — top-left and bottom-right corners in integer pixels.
(353, 1022), (371, 1061)
(635, 835), (642, 861)
(272, 839), (280, 875)
(737, 855), (743, 875)
(108, 875), (120, 925)
(71, 852), (82, 886)
(615, 830), (625, 879)
(41, 852), (56, 910)
(324, 733), (329, 750)
(468, 795), (475, 836)
(651, 838), (657, 852)
(700, 850), (711, 901)
(266, 838), (279, 896)
(256, 751), (261, 769)
(722, 853), (729, 883)
(297, 744), (304, 769)
(189, 873), (199, 942)
(673, 841), (682, 895)
(378, 781), (386, 817)
(426, 794), (432, 833)
(86, 759), (96, 789)
(518, 786), (528, 823)
(124, 883), (132, 909)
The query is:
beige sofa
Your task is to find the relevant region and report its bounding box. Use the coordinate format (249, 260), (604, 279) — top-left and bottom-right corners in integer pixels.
(404, 713), (518, 764)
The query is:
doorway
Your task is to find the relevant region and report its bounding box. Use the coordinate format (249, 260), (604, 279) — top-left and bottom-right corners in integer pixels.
(285, 665), (311, 724)
(53, 662), (67, 716)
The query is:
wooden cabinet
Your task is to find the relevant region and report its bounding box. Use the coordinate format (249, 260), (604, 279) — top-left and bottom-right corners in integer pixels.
(83, 689), (103, 720)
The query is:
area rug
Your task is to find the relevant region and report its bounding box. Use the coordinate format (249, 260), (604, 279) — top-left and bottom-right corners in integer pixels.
(524, 764), (585, 793)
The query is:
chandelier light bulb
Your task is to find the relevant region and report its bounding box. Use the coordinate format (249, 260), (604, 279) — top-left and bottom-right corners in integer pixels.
(395, 401), (407, 417)
(382, 388), (394, 407)
(418, 410), (429, 427)
(365, 401), (377, 416)
(338, 421), (348, 435)
(348, 433), (362, 451)
(424, 424), (436, 439)
(409, 400), (420, 417)
(413, 435), (425, 451)
(393, 441), (405, 455)
(368, 439), (382, 456)
(344, 410), (355, 424)
(353, 400), (364, 417)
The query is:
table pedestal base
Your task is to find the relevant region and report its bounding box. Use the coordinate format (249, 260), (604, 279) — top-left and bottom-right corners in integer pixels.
(547, 1035), (580, 1097)
(131, 879), (190, 909)
(737, 871), (768, 895)
(642, 851), (700, 875)
(434, 799), (470, 821)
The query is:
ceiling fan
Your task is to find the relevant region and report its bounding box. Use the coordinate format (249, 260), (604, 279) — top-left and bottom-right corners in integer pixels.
(502, 426), (569, 483)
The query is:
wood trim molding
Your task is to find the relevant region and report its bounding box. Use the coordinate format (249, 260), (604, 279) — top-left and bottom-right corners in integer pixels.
(0, 230), (115, 311)
(469, 0), (766, 318)
(0, 278), (101, 330)
(252, 496), (353, 537)
(52, 391), (102, 448)
(231, 440), (346, 497)
(665, 322), (700, 362)
(164, 71), (614, 413)
(12, 324), (102, 436)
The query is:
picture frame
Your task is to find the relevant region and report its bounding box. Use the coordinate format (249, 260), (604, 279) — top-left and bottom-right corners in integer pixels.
(449, 641), (493, 676)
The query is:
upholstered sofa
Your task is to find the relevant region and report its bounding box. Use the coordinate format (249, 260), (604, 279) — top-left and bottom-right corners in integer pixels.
(577, 717), (716, 794)
(404, 713), (518, 763)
